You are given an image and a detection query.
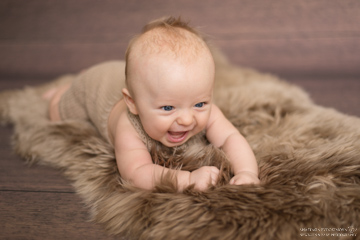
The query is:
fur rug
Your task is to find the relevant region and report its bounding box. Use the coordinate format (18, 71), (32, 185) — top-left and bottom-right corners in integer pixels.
(1, 48), (359, 240)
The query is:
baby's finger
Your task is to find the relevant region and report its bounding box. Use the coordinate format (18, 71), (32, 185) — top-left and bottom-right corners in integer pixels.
(229, 177), (235, 185)
(209, 166), (220, 176)
(210, 169), (219, 185)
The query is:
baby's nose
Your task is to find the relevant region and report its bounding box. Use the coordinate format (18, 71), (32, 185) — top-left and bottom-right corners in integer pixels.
(177, 110), (194, 126)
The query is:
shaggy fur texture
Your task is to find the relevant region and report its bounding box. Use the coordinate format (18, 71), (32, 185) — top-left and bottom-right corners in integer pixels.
(1, 48), (359, 240)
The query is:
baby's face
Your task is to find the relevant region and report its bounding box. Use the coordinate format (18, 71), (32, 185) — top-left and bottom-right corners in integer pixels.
(130, 52), (215, 147)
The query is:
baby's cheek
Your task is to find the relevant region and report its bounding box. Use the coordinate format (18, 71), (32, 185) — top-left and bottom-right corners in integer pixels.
(198, 117), (210, 131)
(144, 123), (168, 138)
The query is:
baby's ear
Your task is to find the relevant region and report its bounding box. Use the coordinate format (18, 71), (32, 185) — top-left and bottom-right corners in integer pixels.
(122, 88), (138, 115)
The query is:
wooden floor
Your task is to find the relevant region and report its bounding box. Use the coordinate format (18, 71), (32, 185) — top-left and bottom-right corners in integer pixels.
(1, 1), (359, 239)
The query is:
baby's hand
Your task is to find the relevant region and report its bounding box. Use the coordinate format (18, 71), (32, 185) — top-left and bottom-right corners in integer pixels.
(230, 171), (260, 185)
(189, 166), (220, 191)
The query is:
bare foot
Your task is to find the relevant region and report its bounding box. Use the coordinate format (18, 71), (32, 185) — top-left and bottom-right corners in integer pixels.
(48, 83), (71, 121)
(42, 88), (57, 101)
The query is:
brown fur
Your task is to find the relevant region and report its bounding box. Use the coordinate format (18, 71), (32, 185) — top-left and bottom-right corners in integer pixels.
(1, 47), (359, 240)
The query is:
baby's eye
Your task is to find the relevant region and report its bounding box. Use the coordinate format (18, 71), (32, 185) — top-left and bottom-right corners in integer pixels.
(161, 106), (174, 111)
(194, 102), (205, 108)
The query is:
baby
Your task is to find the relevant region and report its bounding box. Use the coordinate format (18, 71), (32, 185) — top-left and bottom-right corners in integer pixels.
(45, 17), (260, 191)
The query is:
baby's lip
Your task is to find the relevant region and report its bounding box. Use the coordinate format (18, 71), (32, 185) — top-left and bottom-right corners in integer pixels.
(167, 131), (189, 143)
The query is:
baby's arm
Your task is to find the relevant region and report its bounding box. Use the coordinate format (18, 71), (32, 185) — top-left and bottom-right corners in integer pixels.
(206, 104), (260, 185)
(114, 111), (219, 191)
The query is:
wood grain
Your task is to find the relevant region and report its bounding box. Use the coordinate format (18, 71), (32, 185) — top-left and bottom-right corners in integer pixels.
(0, 191), (117, 240)
(1, 0), (359, 77)
(286, 77), (360, 117)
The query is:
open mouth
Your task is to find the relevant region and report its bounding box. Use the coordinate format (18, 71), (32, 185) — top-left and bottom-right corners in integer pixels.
(167, 131), (189, 143)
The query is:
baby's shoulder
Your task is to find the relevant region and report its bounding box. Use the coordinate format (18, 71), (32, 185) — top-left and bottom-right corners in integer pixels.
(207, 104), (223, 123)
(113, 107), (146, 151)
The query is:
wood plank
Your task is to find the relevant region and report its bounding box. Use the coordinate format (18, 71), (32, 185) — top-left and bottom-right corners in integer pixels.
(217, 38), (360, 77)
(0, 0), (360, 77)
(0, 43), (128, 78)
(0, 191), (118, 240)
(1, 0), (359, 41)
(1, 37), (359, 78)
(286, 77), (360, 117)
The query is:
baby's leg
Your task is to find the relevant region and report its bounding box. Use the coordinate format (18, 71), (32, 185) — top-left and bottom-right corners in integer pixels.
(45, 83), (71, 121)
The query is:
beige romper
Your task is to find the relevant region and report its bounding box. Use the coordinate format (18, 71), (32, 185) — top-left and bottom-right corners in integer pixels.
(59, 61), (126, 143)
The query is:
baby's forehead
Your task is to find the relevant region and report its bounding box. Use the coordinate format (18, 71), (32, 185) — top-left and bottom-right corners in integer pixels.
(126, 27), (215, 95)
(131, 27), (208, 61)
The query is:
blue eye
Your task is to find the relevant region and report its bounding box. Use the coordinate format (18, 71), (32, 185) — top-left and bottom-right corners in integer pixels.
(194, 102), (205, 108)
(161, 106), (173, 111)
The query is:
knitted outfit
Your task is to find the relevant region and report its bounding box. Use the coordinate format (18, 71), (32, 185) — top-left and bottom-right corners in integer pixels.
(59, 61), (125, 144)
